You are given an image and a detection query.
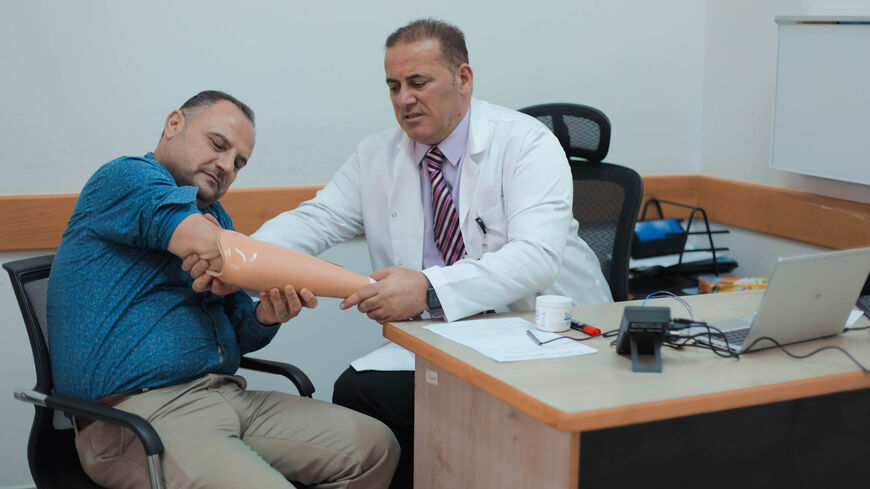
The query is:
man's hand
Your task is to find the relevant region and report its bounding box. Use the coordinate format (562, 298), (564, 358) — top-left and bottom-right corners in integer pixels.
(340, 267), (429, 324)
(178, 213), (240, 295)
(182, 253), (241, 295)
(256, 285), (318, 324)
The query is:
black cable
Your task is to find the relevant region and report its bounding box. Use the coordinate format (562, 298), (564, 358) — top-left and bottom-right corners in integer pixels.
(666, 320), (739, 358)
(535, 334), (598, 345)
(532, 328), (620, 345)
(741, 336), (870, 373)
(668, 317), (870, 371)
(846, 324), (870, 331)
(535, 318), (869, 372)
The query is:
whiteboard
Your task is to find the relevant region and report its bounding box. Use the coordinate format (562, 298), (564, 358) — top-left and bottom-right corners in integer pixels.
(771, 19), (870, 185)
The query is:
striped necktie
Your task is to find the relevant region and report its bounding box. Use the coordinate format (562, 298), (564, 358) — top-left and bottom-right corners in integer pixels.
(426, 146), (466, 265)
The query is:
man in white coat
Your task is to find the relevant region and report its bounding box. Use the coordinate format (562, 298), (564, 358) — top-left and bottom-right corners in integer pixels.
(221, 19), (611, 489)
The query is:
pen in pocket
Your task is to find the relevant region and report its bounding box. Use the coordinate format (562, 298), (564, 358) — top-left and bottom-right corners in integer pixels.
(475, 217), (488, 253)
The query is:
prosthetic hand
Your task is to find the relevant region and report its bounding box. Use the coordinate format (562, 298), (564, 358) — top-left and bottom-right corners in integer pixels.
(209, 230), (373, 298)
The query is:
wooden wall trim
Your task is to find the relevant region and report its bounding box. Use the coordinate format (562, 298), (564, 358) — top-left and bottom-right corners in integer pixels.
(641, 175), (870, 249)
(2, 176), (869, 251)
(0, 186), (322, 251)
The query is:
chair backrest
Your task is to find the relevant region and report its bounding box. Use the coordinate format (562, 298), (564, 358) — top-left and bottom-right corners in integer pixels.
(519, 103), (611, 163)
(4, 254), (103, 489)
(520, 103), (642, 301)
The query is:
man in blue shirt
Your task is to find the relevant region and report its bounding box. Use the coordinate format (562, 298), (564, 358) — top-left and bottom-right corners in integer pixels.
(47, 91), (399, 489)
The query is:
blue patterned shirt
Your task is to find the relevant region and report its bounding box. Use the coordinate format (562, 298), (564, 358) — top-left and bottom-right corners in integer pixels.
(47, 153), (279, 401)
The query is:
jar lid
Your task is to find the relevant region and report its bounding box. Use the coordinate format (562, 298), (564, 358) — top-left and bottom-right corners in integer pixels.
(535, 295), (572, 308)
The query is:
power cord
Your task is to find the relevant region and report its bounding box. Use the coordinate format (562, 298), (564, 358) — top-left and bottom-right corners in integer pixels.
(668, 318), (870, 372)
(741, 336), (870, 373)
(642, 291), (695, 321)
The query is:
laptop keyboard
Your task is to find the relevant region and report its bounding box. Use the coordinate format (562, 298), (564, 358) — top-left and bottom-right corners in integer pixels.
(719, 327), (750, 348)
(858, 295), (870, 319)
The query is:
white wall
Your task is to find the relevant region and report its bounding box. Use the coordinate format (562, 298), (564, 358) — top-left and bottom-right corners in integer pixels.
(0, 0), (706, 198)
(1, 0), (867, 486)
(701, 0), (870, 204)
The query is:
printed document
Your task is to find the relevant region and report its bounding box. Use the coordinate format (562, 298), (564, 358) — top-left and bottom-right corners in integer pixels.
(425, 317), (597, 362)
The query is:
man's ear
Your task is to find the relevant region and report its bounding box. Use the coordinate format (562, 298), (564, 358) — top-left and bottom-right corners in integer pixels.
(162, 109), (186, 140)
(457, 63), (474, 96)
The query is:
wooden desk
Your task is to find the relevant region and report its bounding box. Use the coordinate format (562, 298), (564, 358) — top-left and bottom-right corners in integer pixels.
(383, 291), (870, 489)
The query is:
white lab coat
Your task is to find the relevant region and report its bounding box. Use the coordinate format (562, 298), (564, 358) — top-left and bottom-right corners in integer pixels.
(253, 99), (612, 324)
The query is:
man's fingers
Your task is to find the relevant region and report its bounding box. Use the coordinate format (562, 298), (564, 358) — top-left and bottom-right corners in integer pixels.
(283, 285), (301, 314)
(366, 307), (386, 323)
(192, 274), (214, 293)
(190, 259), (210, 279)
(370, 267), (395, 281)
(181, 254), (200, 272)
(340, 292), (362, 310)
(341, 283), (378, 309)
(299, 288), (318, 309)
(212, 279), (240, 295)
(269, 288), (285, 312)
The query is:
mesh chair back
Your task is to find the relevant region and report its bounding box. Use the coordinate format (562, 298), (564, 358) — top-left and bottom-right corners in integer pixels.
(520, 103), (642, 301)
(4, 254), (103, 488)
(520, 103), (611, 162)
(569, 163), (642, 301)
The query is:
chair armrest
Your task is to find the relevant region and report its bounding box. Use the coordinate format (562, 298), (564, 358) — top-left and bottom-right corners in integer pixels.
(240, 356), (315, 398)
(14, 388), (164, 456)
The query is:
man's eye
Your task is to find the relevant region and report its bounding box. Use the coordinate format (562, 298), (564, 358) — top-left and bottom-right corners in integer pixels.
(210, 140), (224, 151)
(388, 85), (399, 93)
(411, 81), (426, 88)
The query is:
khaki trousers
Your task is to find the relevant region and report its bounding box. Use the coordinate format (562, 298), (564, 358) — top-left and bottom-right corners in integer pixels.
(74, 374), (400, 489)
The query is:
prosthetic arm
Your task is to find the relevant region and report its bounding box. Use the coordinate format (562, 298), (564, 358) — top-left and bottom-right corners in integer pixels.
(210, 230), (373, 298)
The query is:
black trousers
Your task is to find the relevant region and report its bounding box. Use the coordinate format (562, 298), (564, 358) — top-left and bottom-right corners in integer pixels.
(333, 368), (414, 489)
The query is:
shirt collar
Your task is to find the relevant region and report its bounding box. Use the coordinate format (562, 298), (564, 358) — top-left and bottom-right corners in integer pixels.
(414, 108), (471, 167)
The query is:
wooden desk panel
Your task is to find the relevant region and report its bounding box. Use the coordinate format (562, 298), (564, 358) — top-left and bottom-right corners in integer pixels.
(414, 360), (578, 489)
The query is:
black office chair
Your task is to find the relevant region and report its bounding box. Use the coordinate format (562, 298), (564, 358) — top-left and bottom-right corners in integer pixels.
(4, 254), (316, 489)
(520, 103), (643, 301)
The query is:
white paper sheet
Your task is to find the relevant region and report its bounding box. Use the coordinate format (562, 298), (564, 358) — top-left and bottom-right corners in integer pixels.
(845, 308), (867, 330)
(350, 342), (415, 372)
(424, 317), (597, 362)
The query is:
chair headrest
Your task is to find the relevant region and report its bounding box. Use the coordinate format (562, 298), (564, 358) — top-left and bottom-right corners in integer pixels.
(519, 103), (611, 163)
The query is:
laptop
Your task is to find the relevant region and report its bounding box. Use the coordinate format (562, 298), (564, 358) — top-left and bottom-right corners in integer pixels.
(856, 273), (870, 319)
(698, 247), (870, 354)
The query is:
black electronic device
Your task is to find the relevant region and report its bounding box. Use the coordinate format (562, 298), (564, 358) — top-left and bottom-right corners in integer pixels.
(615, 306), (671, 372)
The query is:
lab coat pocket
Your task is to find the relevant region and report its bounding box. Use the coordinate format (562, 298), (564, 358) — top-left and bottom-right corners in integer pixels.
(468, 203), (507, 258)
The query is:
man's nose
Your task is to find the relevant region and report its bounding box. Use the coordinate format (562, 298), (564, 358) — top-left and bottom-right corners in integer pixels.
(398, 87), (416, 106)
(215, 153), (234, 174)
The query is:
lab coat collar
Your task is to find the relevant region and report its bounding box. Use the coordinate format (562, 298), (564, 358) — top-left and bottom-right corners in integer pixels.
(466, 98), (490, 159)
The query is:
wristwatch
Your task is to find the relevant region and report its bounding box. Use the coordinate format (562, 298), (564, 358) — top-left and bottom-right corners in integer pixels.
(426, 284), (442, 314)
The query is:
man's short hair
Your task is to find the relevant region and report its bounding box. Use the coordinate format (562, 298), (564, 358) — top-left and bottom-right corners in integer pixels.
(385, 19), (469, 72)
(180, 90), (255, 127)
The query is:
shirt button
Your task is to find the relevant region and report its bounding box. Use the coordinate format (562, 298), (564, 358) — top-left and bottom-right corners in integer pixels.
(391, 212), (397, 217)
